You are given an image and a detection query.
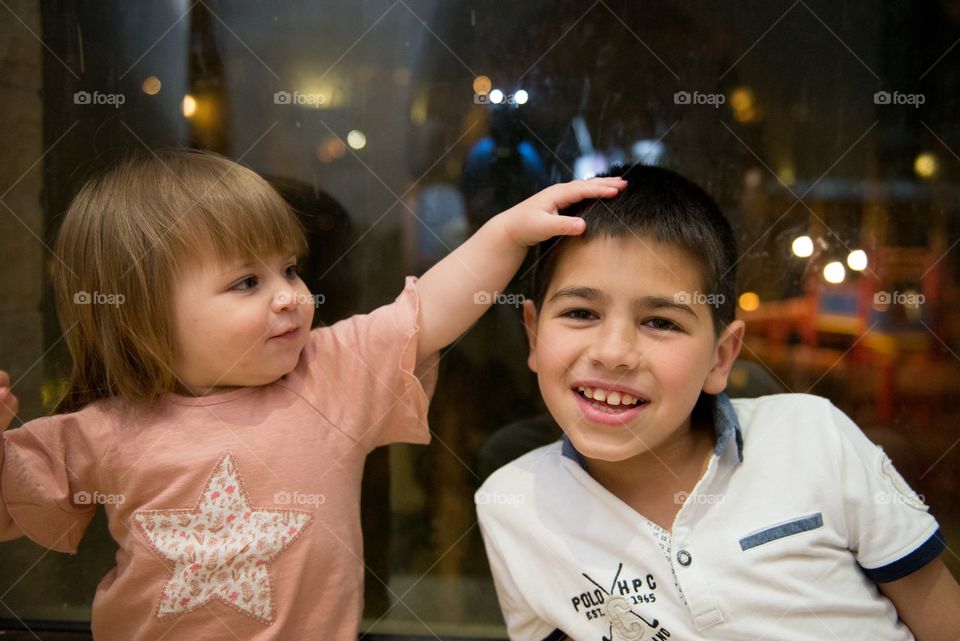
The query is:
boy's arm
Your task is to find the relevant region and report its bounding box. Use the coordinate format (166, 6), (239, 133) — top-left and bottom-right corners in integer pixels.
(879, 557), (960, 640)
(415, 178), (626, 360)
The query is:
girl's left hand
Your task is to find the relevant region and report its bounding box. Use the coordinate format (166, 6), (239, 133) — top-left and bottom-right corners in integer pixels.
(0, 370), (19, 431)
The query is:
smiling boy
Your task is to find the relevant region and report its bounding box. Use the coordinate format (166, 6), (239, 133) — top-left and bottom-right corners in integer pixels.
(476, 164), (960, 641)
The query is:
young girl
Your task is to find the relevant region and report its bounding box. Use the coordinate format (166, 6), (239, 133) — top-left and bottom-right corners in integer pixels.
(0, 149), (626, 640)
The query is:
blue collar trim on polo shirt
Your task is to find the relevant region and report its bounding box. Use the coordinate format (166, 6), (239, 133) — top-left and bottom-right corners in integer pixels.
(713, 393), (744, 462)
(561, 392), (744, 467)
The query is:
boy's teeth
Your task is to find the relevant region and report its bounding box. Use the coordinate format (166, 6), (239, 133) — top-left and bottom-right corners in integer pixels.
(579, 386), (641, 406)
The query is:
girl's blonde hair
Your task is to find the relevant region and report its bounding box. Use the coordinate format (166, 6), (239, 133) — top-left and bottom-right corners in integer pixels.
(52, 149), (307, 413)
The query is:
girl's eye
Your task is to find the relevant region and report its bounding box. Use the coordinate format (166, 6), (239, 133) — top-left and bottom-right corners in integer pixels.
(232, 276), (258, 291)
(284, 264), (299, 279)
(645, 317), (680, 332)
(562, 309), (597, 321)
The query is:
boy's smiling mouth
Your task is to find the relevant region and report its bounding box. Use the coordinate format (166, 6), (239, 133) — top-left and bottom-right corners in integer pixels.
(571, 381), (650, 425)
(576, 385), (645, 407)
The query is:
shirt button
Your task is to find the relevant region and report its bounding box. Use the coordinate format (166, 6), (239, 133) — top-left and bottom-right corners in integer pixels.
(677, 549), (692, 566)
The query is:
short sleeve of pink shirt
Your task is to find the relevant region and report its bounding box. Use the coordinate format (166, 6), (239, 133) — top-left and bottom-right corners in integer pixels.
(0, 275), (439, 641)
(0, 411), (103, 552)
(300, 275), (438, 451)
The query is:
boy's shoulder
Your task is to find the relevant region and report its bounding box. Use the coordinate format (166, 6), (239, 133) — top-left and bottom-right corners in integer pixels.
(728, 392), (877, 469)
(729, 392), (844, 434)
(479, 439), (566, 490)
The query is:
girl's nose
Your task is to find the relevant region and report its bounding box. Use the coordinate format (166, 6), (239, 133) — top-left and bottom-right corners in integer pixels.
(271, 288), (298, 312)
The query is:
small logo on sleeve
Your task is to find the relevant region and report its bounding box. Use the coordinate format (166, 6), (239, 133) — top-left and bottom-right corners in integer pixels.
(877, 454), (927, 510)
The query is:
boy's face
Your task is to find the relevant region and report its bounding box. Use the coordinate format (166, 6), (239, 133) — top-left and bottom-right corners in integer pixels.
(171, 253), (314, 395)
(523, 235), (744, 463)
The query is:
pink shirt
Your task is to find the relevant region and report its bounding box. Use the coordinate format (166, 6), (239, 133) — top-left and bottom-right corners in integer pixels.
(1, 277), (437, 640)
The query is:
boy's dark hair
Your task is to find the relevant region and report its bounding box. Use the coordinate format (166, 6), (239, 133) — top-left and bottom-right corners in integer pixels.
(530, 163), (738, 335)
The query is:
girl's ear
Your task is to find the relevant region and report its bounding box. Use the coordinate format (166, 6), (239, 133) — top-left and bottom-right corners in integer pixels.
(522, 299), (540, 373)
(703, 319), (745, 395)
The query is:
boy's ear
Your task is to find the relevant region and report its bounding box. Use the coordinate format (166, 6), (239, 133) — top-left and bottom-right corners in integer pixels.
(521, 299), (539, 373)
(703, 319), (745, 395)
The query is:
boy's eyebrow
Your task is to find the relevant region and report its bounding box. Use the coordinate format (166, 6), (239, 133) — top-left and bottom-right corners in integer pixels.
(549, 286), (608, 304)
(549, 287), (699, 319)
(640, 295), (699, 319)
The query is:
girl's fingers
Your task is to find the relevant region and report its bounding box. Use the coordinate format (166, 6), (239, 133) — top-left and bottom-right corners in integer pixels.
(545, 181), (624, 210)
(0, 385), (18, 430)
(536, 211), (586, 239)
(564, 216), (586, 235)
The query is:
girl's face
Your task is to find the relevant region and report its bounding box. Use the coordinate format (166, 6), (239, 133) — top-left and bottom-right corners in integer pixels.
(170, 252), (314, 395)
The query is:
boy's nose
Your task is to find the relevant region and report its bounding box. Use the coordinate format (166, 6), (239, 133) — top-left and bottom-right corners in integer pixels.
(587, 322), (642, 371)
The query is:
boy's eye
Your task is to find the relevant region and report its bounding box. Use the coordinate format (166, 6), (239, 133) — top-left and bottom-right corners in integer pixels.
(232, 276), (258, 291)
(561, 309), (597, 321)
(645, 317), (680, 332)
(284, 263), (299, 279)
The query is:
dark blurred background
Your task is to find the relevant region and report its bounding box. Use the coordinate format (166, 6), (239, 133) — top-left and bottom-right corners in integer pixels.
(1, 1), (959, 637)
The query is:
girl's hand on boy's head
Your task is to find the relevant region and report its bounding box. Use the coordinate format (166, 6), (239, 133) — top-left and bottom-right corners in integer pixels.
(498, 177), (627, 248)
(0, 370), (19, 431)
(414, 176), (626, 359)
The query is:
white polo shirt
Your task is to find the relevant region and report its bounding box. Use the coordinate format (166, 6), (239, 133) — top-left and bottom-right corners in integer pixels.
(476, 393), (943, 641)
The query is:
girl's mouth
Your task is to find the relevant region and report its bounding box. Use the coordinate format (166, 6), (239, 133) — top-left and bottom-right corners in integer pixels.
(272, 327), (300, 340)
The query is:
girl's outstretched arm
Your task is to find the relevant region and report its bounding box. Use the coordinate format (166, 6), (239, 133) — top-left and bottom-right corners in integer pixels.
(414, 178), (626, 360)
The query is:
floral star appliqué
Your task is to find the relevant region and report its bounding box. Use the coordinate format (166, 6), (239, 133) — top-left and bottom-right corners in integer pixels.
(134, 452), (312, 623)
